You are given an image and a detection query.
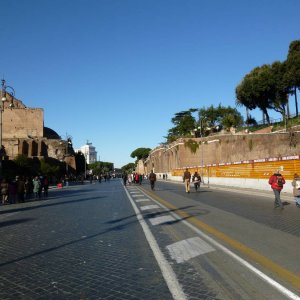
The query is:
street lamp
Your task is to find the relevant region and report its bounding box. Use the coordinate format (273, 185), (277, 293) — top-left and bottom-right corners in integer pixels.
(199, 117), (207, 183)
(0, 79), (15, 177)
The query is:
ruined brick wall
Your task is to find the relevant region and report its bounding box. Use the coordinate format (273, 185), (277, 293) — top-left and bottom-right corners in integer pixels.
(3, 107), (44, 139)
(145, 131), (300, 173)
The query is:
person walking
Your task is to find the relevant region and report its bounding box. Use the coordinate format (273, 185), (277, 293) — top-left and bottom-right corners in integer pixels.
(183, 168), (191, 193)
(1, 179), (9, 205)
(268, 170), (286, 209)
(43, 176), (49, 198)
(192, 171), (202, 191)
(291, 173), (300, 207)
(16, 176), (25, 203)
(24, 177), (32, 200)
(148, 170), (156, 190)
(122, 172), (128, 186)
(33, 176), (41, 200)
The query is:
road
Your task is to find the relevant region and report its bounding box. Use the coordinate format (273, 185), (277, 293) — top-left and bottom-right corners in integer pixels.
(0, 179), (299, 299)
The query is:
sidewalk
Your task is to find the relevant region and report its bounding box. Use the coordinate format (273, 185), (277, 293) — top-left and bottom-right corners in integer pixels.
(157, 179), (295, 202)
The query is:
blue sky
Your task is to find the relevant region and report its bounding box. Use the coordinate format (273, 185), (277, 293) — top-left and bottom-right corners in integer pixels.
(1, 0), (299, 168)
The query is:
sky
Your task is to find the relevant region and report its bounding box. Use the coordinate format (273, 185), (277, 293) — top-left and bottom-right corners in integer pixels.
(1, 0), (299, 168)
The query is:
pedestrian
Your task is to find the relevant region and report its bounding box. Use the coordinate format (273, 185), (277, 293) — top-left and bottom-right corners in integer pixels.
(138, 174), (142, 185)
(291, 173), (300, 207)
(1, 179), (9, 205)
(24, 177), (32, 200)
(183, 168), (191, 193)
(148, 170), (156, 190)
(33, 176), (41, 200)
(43, 176), (49, 197)
(8, 179), (17, 204)
(128, 173), (132, 185)
(268, 170), (286, 209)
(123, 172), (128, 186)
(192, 171), (202, 191)
(135, 173), (139, 184)
(16, 176), (25, 203)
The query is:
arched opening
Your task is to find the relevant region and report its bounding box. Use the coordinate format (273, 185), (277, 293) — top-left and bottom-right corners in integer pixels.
(32, 141), (38, 157)
(41, 141), (48, 157)
(22, 141), (29, 156)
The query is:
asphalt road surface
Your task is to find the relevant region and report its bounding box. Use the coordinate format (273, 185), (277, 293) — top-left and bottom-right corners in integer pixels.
(0, 179), (299, 300)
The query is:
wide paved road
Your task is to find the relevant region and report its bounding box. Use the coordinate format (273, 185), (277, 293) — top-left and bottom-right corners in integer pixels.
(0, 179), (299, 299)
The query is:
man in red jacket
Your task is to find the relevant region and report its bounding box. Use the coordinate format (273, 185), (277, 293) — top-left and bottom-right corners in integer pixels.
(268, 171), (286, 209)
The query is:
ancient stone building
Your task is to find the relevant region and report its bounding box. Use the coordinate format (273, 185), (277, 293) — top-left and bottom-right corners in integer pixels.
(1, 93), (75, 170)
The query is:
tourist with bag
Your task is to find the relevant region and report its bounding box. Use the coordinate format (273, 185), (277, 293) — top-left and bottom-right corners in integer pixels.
(192, 171), (202, 191)
(268, 171), (286, 209)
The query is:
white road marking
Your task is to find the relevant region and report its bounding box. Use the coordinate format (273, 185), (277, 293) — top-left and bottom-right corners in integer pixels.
(135, 199), (151, 202)
(149, 215), (175, 226)
(166, 237), (215, 263)
(146, 191), (300, 300)
(132, 194), (144, 198)
(140, 205), (160, 211)
(123, 186), (187, 300)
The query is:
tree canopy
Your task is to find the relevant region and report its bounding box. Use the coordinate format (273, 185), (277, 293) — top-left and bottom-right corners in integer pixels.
(198, 104), (243, 130)
(236, 40), (300, 123)
(121, 163), (135, 173)
(165, 105), (243, 142)
(130, 148), (151, 161)
(165, 109), (196, 143)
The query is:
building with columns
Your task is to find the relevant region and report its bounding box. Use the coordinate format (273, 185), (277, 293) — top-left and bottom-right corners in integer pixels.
(76, 142), (97, 164)
(1, 92), (76, 170)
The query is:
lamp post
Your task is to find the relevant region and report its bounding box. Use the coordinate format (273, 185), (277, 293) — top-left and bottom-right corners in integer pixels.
(0, 79), (15, 177)
(199, 117), (207, 184)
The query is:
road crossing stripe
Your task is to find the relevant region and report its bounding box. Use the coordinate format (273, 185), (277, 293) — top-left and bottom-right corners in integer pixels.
(149, 215), (175, 226)
(140, 205), (160, 211)
(135, 199), (151, 202)
(166, 237), (215, 263)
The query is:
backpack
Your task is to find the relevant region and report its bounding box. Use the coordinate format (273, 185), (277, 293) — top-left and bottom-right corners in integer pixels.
(276, 176), (284, 187)
(149, 173), (156, 181)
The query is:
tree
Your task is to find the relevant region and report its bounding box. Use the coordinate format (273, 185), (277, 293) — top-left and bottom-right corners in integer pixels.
(89, 161), (114, 175)
(40, 158), (60, 177)
(165, 109), (196, 143)
(198, 104), (243, 131)
(284, 40), (300, 116)
(121, 163), (135, 173)
(236, 63), (288, 124)
(130, 148), (151, 161)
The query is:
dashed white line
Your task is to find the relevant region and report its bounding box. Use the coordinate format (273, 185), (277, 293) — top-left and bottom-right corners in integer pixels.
(166, 237), (215, 263)
(135, 199), (151, 202)
(149, 215), (175, 226)
(140, 205), (160, 211)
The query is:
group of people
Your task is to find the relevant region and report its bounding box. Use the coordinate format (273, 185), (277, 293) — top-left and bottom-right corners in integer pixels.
(122, 172), (144, 186)
(183, 168), (202, 193)
(1, 175), (49, 205)
(182, 167), (300, 209)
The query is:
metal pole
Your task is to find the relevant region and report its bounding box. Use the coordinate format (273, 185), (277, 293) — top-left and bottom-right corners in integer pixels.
(200, 118), (205, 184)
(0, 80), (4, 178)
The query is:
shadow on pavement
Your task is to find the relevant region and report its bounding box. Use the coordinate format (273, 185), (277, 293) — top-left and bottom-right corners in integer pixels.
(0, 218), (35, 228)
(0, 196), (106, 216)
